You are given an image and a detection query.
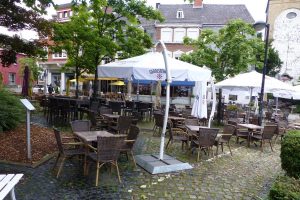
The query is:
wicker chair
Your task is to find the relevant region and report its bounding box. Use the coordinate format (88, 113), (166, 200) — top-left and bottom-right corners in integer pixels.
(120, 125), (140, 167)
(85, 135), (126, 186)
(185, 118), (199, 126)
(153, 112), (164, 136)
(191, 127), (219, 161)
(52, 128), (85, 178)
(214, 124), (235, 156)
(70, 120), (91, 132)
(250, 125), (277, 152)
(166, 121), (189, 150)
(109, 116), (132, 134)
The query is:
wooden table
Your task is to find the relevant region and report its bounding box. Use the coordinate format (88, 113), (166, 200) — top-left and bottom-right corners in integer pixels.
(74, 131), (116, 142)
(185, 125), (208, 132)
(102, 114), (120, 119)
(238, 123), (263, 147)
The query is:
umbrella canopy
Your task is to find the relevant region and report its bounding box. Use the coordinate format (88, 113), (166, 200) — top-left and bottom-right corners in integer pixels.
(215, 71), (296, 94)
(110, 81), (125, 86)
(98, 52), (211, 82)
(21, 66), (30, 97)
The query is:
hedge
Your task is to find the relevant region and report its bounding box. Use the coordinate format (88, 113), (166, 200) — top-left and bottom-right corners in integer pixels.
(269, 176), (300, 200)
(280, 130), (300, 179)
(0, 89), (24, 132)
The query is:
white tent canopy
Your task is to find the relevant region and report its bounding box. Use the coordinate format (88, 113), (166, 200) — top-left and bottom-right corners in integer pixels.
(215, 71), (296, 94)
(98, 52), (211, 82)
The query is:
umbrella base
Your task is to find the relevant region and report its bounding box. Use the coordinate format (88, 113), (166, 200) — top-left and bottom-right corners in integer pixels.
(135, 154), (193, 174)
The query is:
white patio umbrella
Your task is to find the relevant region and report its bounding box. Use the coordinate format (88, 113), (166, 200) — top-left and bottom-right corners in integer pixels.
(215, 71), (296, 94)
(98, 47), (212, 160)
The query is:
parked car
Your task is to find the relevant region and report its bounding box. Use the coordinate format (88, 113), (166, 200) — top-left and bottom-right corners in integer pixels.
(32, 84), (44, 93)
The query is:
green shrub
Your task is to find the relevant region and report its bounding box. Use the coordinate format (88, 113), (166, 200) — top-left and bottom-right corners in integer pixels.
(295, 104), (300, 114)
(269, 176), (300, 200)
(281, 130), (300, 179)
(0, 89), (24, 132)
(227, 104), (239, 111)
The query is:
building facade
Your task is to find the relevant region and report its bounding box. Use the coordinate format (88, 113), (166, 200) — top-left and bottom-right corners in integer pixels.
(145, 0), (254, 58)
(38, 3), (73, 94)
(269, 0), (300, 84)
(0, 50), (25, 88)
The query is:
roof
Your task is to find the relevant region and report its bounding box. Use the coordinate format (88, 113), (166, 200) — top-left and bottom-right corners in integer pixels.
(56, 3), (72, 10)
(156, 4), (254, 25)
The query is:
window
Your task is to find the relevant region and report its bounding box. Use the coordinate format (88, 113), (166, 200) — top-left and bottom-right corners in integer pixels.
(103, 57), (111, 64)
(176, 10), (184, 19)
(58, 12), (63, 18)
(42, 47), (48, 59)
(63, 11), (68, 18)
(187, 28), (199, 40)
(69, 11), (73, 17)
(8, 73), (16, 85)
(52, 50), (67, 59)
(229, 95), (237, 101)
(173, 28), (186, 43)
(161, 28), (173, 43)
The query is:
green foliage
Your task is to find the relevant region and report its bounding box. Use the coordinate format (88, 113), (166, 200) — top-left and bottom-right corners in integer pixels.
(181, 19), (265, 81)
(0, 0), (53, 66)
(226, 104), (239, 111)
(269, 175), (300, 200)
(19, 57), (42, 82)
(255, 40), (282, 76)
(281, 130), (300, 179)
(295, 104), (300, 114)
(0, 89), (24, 132)
(52, 0), (163, 97)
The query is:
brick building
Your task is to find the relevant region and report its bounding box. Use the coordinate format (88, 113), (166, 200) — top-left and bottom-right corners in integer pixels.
(144, 0), (254, 58)
(0, 50), (25, 87)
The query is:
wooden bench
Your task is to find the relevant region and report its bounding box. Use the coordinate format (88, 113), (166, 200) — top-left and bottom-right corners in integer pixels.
(0, 174), (23, 200)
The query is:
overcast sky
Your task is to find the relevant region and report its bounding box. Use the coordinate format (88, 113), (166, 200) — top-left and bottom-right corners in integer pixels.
(1, 0), (268, 40)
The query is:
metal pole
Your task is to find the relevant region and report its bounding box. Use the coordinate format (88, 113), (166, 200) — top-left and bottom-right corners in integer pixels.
(26, 109), (31, 160)
(208, 78), (216, 128)
(159, 40), (172, 160)
(258, 24), (270, 125)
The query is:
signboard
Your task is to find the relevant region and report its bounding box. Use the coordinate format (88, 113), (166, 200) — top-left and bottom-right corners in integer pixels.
(20, 99), (36, 111)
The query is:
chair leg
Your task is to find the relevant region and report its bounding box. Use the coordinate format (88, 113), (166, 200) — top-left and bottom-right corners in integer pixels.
(56, 157), (66, 178)
(197, 147), (201, 162)
(227, 143), (232, 156)
(52, 154), (60, 170)
(221, 143), (224, 152)
(95, 162), (105, 187)
(261, 140), (263, 152)
(269, 140), (274, 152)
(115, 161), (121, 183)
(216, 144), (219, 155)
(166, 138), (172, 149)
(130, 150), (137, 168)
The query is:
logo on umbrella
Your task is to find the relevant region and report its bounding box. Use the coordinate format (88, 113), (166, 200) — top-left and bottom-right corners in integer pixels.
(157, 73), (163, 79)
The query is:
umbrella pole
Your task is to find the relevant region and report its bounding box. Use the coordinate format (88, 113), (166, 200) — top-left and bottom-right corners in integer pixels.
(159, 40), (172, 161)
(208, 79), (216, 128)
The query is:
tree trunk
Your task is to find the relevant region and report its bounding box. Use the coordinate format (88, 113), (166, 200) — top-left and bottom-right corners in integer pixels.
(75, 66), (79, 98)
(93, 66), (98, 98)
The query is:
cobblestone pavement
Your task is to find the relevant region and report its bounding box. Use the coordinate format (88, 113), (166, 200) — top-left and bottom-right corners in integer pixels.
(1, 120), (282, 200)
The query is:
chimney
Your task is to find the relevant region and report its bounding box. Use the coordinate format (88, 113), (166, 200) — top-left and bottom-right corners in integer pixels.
(156, 3), (160, 9)
(193, 0), (203, 8)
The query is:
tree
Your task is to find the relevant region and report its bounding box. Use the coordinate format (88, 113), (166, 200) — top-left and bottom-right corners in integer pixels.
(52, 0), (163, 97)
(255, 40), (283, 76)
(181, 19), (264, 82)
(181, 19), (265, 124)
(0, 0), (53, 67)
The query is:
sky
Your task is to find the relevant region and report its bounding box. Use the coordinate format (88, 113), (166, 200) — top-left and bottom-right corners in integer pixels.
(1, 0), (268, 40)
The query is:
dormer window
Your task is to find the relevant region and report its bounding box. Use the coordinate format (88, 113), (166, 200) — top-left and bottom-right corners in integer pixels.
(176, 10), (184, 19)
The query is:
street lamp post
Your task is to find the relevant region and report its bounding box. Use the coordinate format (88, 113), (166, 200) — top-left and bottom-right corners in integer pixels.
(253, 21), (270, 125)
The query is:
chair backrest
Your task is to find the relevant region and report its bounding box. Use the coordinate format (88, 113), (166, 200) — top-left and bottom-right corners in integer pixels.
(109, 101), (122, 114)
(249, 117), (259, 125)
(125, 101), (135, 109)
(198, 127), (219, 147)
(126, 125), (140, 148)
(227, 119), (238, 126)
(96, 135), (126, 161)
(90, 101), (100, 113)
(222, 124), (236, 141)
(185, 118), (199, 126)
(117, 116), (132, 134)
(154, 113), (164, 128)
(99, 107), (113, 115)
(262, 125), (277, 139)
(70, 120), (91, 132)
(53, 128), (65, 155)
